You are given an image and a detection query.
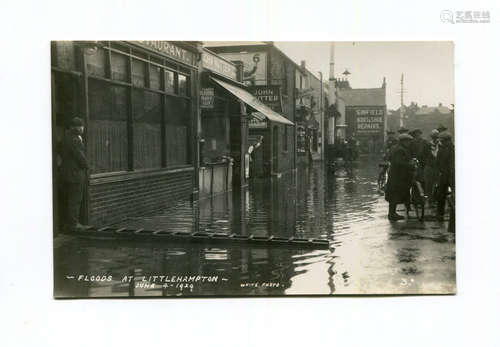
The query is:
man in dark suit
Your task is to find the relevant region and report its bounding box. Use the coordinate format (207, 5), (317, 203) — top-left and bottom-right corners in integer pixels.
(436, 132), (454, 221)
(385, 133), (414, 221)
(59, 117), (90, 232)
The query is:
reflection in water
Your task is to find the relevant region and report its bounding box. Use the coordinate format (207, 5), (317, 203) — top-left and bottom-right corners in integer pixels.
(54, 156), (455, 297)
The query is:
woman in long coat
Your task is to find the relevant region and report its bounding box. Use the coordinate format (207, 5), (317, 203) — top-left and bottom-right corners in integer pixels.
(385, 134), (414, 220)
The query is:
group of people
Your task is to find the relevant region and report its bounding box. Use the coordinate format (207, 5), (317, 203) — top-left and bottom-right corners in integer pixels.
(382, 124), (454, 221)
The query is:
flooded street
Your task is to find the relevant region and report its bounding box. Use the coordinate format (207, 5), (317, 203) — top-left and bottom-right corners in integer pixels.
(54, 156), (455, 297)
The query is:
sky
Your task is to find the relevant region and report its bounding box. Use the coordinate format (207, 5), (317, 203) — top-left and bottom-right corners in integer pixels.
(275, 41), (454, 110)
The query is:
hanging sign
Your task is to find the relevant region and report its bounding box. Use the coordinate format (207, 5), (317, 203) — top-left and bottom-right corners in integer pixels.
(200, 88), (215, 109)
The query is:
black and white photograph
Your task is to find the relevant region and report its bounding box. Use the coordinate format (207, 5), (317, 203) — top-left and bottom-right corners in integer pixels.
(52, 41), (455, 297)
(3, 1), (500, 346)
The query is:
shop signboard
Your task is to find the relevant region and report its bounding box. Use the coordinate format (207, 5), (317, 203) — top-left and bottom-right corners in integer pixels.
(200, 88), (215, 109)
(248, 85), (283, 113)
(352, 106), (385, 136)
(202, 50), (238, 81)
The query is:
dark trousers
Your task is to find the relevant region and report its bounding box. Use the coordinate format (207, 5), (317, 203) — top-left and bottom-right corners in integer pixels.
(437, 179), (451, 216)
(63, 180), (84, 228)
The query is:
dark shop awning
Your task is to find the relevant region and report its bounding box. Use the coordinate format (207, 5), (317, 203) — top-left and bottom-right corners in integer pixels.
(211, 77), (294, 126)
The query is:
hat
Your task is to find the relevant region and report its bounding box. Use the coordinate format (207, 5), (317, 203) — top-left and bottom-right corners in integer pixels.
(409, 129), (422, 136)
(438, 132), (452, 140)
(69, 117), (84, 127)
(430, 129), (439, 138)
(397, 127), (409, 134)
(437, 124), (447, 132)
(398, 133), (413, 141)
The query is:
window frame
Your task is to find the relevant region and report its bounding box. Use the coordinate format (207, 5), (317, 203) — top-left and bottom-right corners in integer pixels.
(85, 42), (194, 177)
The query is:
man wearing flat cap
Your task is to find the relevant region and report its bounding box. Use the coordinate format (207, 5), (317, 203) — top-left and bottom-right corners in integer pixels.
(424, 129), (441, 203)
(397, 126), (409, 135)
(437, 124), (447, 133)
(436, 132), (454, 221)
(59, 117), (90, 232)
(385, 133), (414, 221)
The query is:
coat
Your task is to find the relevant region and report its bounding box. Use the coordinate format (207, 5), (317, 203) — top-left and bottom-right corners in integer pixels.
(59, 130), (89, 183)
(436, 143), (454, 187)
(385, 143), (413, 204)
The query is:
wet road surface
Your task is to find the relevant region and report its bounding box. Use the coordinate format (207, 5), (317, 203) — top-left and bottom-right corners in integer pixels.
(54, 156), (455, 297)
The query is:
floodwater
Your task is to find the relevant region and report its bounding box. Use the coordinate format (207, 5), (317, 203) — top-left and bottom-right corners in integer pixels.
(54, 156), (456, 297)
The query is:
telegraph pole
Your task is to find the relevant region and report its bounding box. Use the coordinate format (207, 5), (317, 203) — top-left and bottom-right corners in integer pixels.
(318, 71), (325, 161)
(328, 42), (336, 145)
(400, 73), (406, 127)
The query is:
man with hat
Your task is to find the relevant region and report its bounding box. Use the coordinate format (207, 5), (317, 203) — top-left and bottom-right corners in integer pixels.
(397, 126), (409, 135)
(383, 130), (398, 159)
(424, 129), (440, 203)
(436, 132), (454, 221)
(385, 133), (414, 221)
(59, 117), (90, 233)
(437, 124), (447, 133)
(378, 130), (398, 192)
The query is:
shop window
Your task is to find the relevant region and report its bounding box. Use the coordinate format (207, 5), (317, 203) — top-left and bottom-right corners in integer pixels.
(110, 52), (129, 82)
(149, 64), (161, 90)
(131, 59), (146, 87)
(86, 48), (107, 78)
(165, 96), (190, 167)
(132, 90), (162, 170)
(165, 70), (175, 93)
(178, 74), (188, 96)
(87, 79), (129, 174)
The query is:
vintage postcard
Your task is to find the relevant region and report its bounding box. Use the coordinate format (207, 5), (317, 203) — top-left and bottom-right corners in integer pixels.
(52, 41), (455, 297)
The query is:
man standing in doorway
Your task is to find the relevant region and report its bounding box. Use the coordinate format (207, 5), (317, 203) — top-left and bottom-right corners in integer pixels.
(59, 117), (90, 233)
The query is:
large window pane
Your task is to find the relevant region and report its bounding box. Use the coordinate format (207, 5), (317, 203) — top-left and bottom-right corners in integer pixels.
(150, 64), (161, 90)
(88, 80), (128, 173)
(165, 70), (175, 93)
(165, 96), (190, 167)
(111, 52), (129, 82)
(131, 59), (146, 87)
(86, 48), (107, 77)
(178, 74), (188, 96)
(133, 90), (162, 170)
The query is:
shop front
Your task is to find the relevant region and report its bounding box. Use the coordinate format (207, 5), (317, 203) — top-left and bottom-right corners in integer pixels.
(51, 41), (200, 227)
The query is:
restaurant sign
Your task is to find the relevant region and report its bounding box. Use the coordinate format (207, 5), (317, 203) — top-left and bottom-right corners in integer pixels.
(248, 85), (283, 113)
(200, 88), (215, 109)
(133, 41), (195, 66)
(202, 50), (238, 81)
(355, 107), (385, 135)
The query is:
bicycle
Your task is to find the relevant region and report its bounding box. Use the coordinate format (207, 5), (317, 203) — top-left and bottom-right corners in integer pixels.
(377, 162), (389, 193)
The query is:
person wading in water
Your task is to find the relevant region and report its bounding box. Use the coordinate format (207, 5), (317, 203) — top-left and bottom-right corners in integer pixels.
(385, 133), (414, 221)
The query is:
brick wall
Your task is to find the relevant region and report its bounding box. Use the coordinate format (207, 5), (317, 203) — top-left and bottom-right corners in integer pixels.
(88, 169), (194, 225)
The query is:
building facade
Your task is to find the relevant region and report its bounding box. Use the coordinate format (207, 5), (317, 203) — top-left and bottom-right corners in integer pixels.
(52, 41), (201, 227)
(338, 80), (387, 154)
(206, 42), (299, 177)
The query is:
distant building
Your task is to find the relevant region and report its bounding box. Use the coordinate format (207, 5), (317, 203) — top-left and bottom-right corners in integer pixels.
(387, 102), (454, 138)
(338, 79), (387, 154)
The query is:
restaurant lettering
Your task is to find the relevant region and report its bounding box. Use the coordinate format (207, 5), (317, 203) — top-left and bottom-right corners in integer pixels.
(134, 41), (195, 65)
